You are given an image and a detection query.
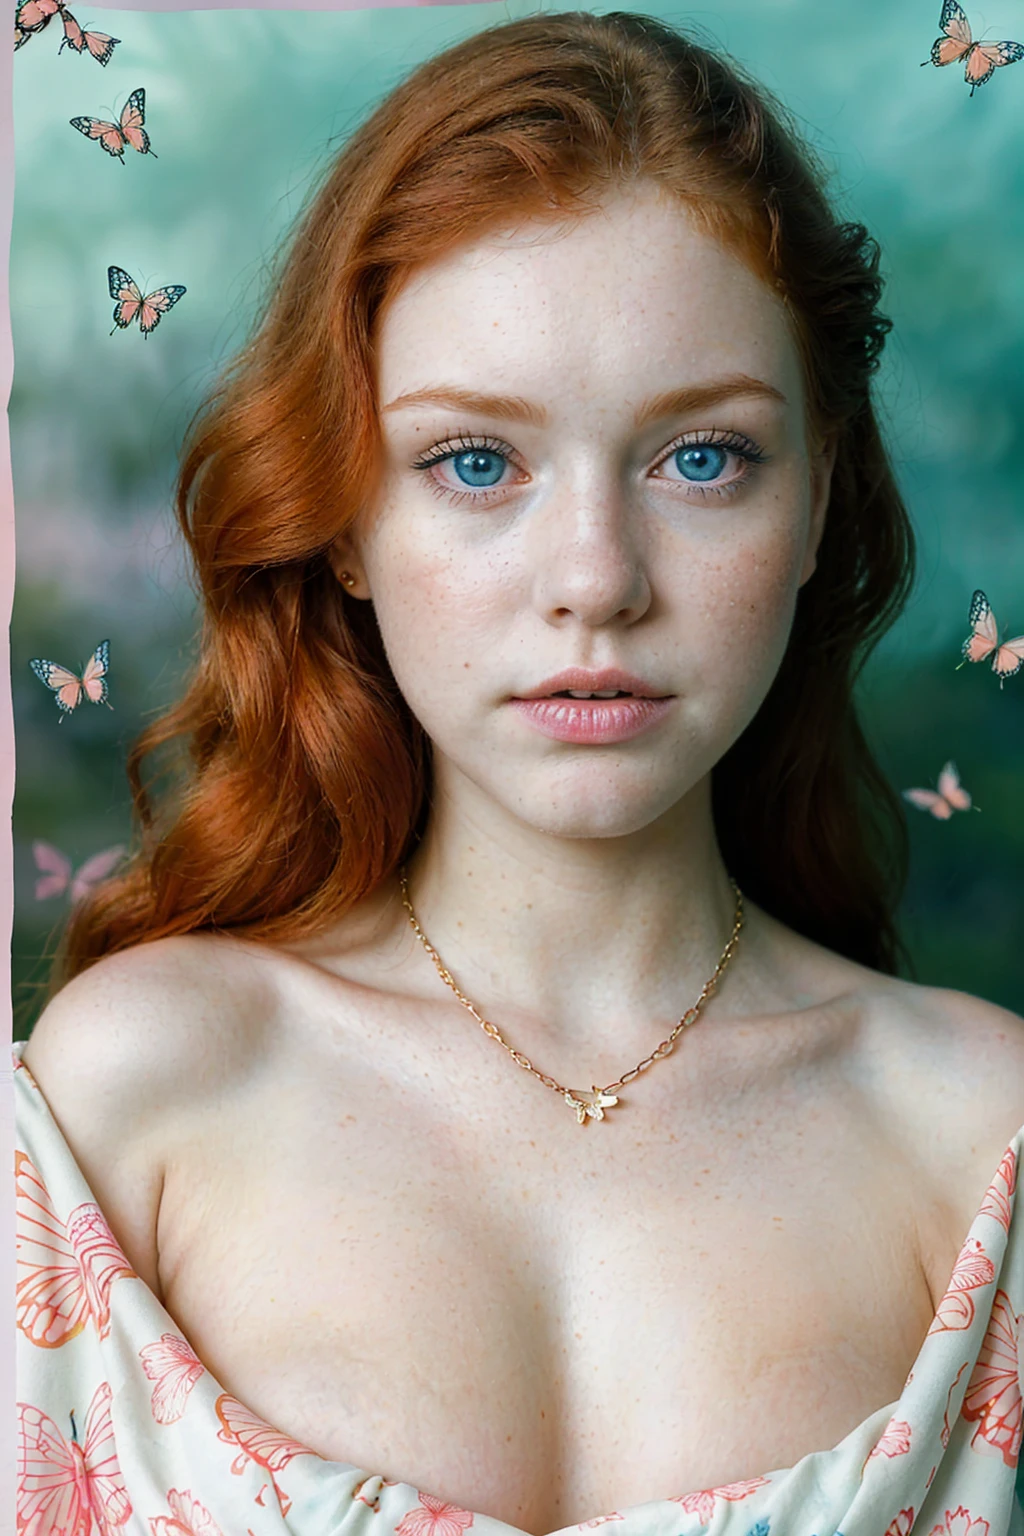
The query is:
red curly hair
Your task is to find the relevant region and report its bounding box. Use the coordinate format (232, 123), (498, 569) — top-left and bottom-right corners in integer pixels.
(53, 8), (915, 988)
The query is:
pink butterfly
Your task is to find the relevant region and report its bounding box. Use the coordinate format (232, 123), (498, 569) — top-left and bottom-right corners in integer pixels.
(140, 1334), (205, 1425)
(961, 1287), (1023, 1466)
(669, 1477), (770, 1524)
(902, 761), (974, 820)
(33, 840), (125, 902)
(922, 1), (1024, 94)
(927, 1235), (996, 1335)
(215, 1394), (316, 1515)
(16, 1149), (136, 1348)
(108, 266), (186, 337)
(70, 87), (155, 163)
(149, 1487), (225, 1536)
(29, 638), (111, 719)
(958, 590), (1024, 686)
(14, 0), (119, 64)
(17, 1382), (132, 1535)
(979, 1146), (1017, 1232)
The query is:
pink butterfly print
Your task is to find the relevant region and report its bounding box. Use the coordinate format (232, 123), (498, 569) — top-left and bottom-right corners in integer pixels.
(15, 1149), (136, 1348)
(14, 0), (119, 63)
(922, 1), (1024, 94)
(961, 1288), (1023, 1466)
(395, 1493), (476, 1536)
(979, 1146), (1017, 1232)
(868, 1417), (913, 1462)
(903, 760), (974, 821)
(108, 267), (186, 338)
(29, 638), (111, 719)
(33, 840), (125, 903)
(70, 87), (155, 163)
(927, 1506), (993, 1536)
(149, 1488), (225, 1536)
(669, 1476), (770, 1524)
(927, 1237), (996, 1335)
(958, 589), (1024, 687)
(17, 1382), (132, 1536)
(884, 1510), (915, 1536)
(215, 1395), (317, 1516)
(139, 1334), (205, 1425)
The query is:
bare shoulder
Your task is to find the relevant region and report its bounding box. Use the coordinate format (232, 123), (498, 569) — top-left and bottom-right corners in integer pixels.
(21, 932), (281, 1290)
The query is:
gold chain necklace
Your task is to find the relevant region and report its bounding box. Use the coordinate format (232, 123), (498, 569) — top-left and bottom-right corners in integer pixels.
(398, 865), (744, 1125)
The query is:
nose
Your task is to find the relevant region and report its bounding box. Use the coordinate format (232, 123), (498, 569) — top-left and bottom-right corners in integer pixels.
(530, 472), (652, 629)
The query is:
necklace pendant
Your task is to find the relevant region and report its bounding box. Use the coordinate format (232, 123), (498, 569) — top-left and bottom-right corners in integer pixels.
(564, 1086), (620, 1124)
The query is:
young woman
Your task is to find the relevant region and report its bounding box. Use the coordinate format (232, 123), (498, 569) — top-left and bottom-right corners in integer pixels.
(15, 10), (1024, 1535)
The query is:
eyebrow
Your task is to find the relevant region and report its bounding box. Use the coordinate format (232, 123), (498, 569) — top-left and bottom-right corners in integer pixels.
(381, 374), (787, 428)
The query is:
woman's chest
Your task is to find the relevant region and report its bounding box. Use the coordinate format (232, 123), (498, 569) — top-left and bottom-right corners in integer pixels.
(154, 1081), (947, 1534)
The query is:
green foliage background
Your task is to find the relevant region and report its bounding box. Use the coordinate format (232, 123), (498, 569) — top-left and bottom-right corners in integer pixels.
(9, 0), (1024, 1038)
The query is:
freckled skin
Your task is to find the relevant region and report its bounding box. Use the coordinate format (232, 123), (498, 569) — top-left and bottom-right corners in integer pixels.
(334, 184), (834, 843)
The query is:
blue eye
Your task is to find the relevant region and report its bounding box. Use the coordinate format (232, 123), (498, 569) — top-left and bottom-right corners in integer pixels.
(452, 448), (506, 487)
(673, 444), (728, 482)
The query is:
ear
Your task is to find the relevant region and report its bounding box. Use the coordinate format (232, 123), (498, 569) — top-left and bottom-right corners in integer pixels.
(325, 537), (368, 599)
(798, 429), (838, 588)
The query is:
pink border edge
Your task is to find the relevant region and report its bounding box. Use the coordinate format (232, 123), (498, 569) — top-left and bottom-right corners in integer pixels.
(0, 0), (506, 1517)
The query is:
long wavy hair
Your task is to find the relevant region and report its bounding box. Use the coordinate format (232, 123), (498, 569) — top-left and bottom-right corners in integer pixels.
(53, 8), (915, 990)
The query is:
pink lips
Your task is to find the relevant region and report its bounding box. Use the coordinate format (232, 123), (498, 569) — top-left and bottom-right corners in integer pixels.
(509, 696), (673, 744)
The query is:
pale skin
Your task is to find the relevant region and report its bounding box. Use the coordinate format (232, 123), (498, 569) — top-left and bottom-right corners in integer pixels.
(24, 184), (1024, 1535)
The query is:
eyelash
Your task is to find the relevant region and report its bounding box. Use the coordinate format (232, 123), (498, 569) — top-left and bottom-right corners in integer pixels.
(411, 427), (770, 506)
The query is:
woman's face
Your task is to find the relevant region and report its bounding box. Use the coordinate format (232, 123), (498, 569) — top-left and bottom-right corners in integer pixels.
(335, 183), (835, 840)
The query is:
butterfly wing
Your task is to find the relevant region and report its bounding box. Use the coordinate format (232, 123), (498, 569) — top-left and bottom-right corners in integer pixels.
(961, 1288), (1023, 1465)
(29, 658), (83, 714)
(82, 26), (119, 64)
(80, 1382), (132, 1535)
(15, 0), (59, 32)
(15, 1151), (91, 1349)
(70, 844), (125, 903)
(139, 1333), (206, 1424)
(16, 1400), (90, 1536)
(931, 0), (973, 63)
(966, 39), (1024, 90)
(936, 761), (972, 811)
(993, 635), (1024, 681)
(137, 284), (187, 336)
(979, 1147), (1017, 1232)
(962, 589), (999, 664)
(119, 87), (151, 155)
(64, 1202), (136, 1338)
(902, 788), (953, 820)
(80, 638), (110, 704)
(69, 115), (126, 159)
(107, 267), (143, 331)
(32, 840), (72, 901)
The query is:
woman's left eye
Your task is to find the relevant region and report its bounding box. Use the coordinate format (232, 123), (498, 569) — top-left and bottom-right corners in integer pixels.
(652, 434), (767, 496)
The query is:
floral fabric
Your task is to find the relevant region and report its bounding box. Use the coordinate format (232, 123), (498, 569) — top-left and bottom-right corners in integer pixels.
(12, 1039), (1024, 1536)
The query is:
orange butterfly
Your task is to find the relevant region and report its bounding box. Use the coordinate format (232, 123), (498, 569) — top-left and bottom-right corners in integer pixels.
(70, 87), (155, 163)
(14, 0), (119, 64)
(32, 840), (125, 902)
(215, 1394), (315, 1516)
(958, 589), (1024, 687)
(29, 638), (110, 719)
(139, 1333), (206, 1425)
(922, 1), (1024, 95)
(961, 1287), (1023, 1466)
(18, 1383), (132, 1536)
(902, 760), (975, 820)
(108, 266), (186, 337)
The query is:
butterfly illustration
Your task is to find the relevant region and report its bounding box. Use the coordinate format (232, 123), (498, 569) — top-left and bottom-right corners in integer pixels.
(70, 87), (155, 163)
(15, 1149), (136, 1348)
(14, 0), (119, 64)
(961, 1287), (1023, 1466)
(18, 1383), (132, 1535)
(32, 840), (125, 903)
(958, 589), (1024, 687)
(108, 266), (186, 337)
(29, 638), (110, 719)
(151, 1489), (225, 1536)
(922, 1), (1024, 94)
(564, 1086), (619, 1124)
(902, 761), (975, 821)
(139, 1334), (206, 1425)
(215, 1394), (315, 1517)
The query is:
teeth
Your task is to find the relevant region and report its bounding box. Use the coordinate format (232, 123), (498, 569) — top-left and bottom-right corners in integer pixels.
(564, 689), (630, 699)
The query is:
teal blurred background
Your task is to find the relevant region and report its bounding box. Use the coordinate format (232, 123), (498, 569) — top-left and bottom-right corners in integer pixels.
(9, 0), (1024, 1038)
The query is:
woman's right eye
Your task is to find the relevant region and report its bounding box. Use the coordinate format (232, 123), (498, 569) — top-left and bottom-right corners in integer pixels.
(445, 448), (508, 488)
(413, 436), (523, 502)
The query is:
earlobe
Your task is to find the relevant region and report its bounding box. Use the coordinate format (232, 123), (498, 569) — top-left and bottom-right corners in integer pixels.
(326, 542), (365, 596)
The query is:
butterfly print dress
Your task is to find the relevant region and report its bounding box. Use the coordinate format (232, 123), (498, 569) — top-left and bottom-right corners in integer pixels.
(12, 1038), (1024, 1536)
